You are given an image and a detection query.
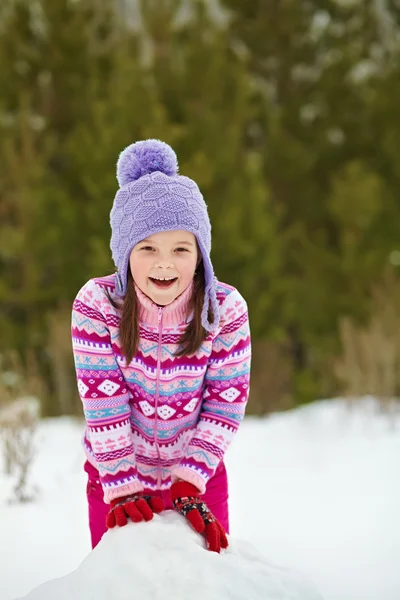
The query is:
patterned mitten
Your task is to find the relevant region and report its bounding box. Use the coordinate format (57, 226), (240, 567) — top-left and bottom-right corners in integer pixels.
(170, 481), (229, 553)
(106, 494), (164, 528)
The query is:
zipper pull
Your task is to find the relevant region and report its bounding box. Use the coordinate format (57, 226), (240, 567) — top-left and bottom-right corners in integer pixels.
(158, 307), (162, 324)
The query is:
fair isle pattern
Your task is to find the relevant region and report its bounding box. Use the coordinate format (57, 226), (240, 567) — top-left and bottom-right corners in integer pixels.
(72, 273), (251, 502)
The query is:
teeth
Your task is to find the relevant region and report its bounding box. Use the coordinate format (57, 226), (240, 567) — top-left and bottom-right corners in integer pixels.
(151, 276), (176, 281)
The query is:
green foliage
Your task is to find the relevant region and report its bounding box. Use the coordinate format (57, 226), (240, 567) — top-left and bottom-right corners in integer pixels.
(220, 0), (400, 404)
(1, 0), (400, 413)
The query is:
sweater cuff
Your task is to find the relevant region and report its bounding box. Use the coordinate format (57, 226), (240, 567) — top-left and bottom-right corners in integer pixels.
(171, 466), (207, 495)
(103, 480), (144, 504)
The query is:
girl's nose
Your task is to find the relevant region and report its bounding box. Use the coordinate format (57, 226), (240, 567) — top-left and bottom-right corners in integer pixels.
(155, 257), (174, 268)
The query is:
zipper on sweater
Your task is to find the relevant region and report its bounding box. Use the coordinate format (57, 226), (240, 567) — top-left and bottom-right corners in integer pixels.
(154, 307), (163, 489)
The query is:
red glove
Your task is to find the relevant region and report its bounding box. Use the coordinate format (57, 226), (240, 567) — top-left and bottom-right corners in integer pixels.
(170, 481), (229, 553)
(106, 493), (164, 528)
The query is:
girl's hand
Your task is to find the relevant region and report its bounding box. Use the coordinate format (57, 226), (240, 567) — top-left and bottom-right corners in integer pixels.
(106, 494), (164, 528)
(170, 481), (229, 553)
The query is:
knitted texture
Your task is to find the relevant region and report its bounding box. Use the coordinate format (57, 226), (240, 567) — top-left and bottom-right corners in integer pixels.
(116, 139), (178, 185)
(110, 139), (219, 332)
(171, 480), (229, 553)
(106, 493), (164, 528)
(71, 274), (251, 503)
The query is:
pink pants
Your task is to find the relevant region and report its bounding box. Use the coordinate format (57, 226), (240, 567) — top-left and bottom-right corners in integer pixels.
(84, 460), (230, 549)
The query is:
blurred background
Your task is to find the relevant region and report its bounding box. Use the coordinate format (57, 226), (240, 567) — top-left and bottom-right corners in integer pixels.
(1, 2), (400, 599)
(1, 0), (400, 418)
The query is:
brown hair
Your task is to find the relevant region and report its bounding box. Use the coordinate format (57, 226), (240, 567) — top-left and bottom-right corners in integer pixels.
(106, 261), (214, 364)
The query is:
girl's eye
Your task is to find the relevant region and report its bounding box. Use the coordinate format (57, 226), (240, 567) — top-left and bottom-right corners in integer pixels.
(139, 246), (188, 252)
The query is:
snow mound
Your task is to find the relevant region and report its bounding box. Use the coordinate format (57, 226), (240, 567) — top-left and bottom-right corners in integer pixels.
(19, 511), (322, 600)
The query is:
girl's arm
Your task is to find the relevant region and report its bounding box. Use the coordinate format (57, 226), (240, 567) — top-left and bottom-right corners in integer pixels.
(71, 278), (143, 503)
(171, 289), (251, 493)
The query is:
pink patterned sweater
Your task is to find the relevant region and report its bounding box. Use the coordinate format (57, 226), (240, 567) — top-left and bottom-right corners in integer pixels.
(71, 274), (251, 503)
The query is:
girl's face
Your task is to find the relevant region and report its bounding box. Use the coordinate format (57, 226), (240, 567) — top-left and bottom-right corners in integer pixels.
(129, 230), (199, 306)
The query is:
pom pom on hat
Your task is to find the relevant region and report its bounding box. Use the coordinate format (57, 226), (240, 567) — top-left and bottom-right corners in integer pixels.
(116, 139), (179, 187)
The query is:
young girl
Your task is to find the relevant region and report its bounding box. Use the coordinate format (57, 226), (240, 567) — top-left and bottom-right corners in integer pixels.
(71, 139), (251, 553)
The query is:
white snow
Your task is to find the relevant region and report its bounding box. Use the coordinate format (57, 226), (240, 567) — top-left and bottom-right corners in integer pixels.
(0, 397), (399, 600)
(18, 511), (322, 600)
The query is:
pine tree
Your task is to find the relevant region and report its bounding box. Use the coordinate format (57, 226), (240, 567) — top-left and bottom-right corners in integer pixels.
(220, 0), (400, 402)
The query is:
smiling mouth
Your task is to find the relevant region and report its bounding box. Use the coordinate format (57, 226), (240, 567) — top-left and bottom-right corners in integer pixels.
(149, 277), (178, 288)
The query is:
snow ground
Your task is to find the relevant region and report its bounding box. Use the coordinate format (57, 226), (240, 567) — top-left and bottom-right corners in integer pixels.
(0, 396), (399, 600)
(18, 511), (323, 600)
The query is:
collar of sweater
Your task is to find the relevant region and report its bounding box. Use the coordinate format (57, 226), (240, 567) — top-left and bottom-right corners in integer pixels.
(134, 280), (194, 327)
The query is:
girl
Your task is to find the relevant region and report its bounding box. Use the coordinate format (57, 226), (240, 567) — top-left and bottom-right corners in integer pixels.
(71, 139), (251, 553)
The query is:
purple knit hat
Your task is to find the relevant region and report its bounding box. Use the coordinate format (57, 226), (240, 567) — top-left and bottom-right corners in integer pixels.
(110, 139), (220, 332)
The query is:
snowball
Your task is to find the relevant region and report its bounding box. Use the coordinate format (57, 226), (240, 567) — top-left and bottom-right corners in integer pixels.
(19, 511), (322, 600)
